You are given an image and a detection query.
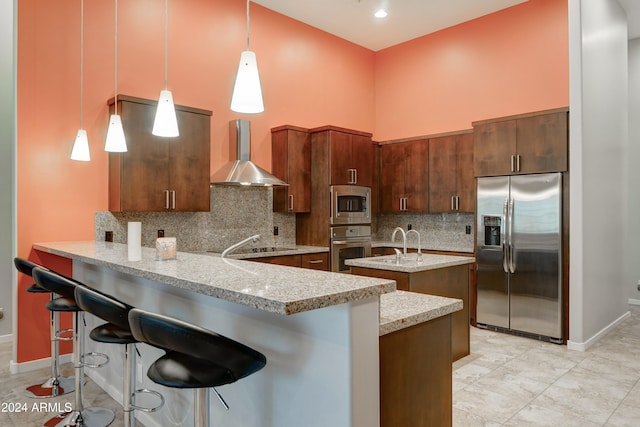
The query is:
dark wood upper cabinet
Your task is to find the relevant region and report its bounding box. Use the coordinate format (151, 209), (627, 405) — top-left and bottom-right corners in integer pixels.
(271, 125), (311, 213)
(108, 95), (211, 212)
(312, 126), (374, 187)
(428, 131), (475, 213)
(473, 107), (568, 177)
(379, 139), (429, 213)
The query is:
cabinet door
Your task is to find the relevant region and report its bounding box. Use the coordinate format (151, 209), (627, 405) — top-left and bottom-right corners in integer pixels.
(115, 100), (170, 212)
(169, 108), (211, 212)
(329, 131), (354, 185)
(272, 128), (311, 213)
(428, 135), (457, 213)
(516, 112), (568, 174)
(455, 132), (475, 212)
(350, 134), (374, 187)
(403, 139), (429, 213)
(473, 120), (516, 177)
(379, 143), (407, 213)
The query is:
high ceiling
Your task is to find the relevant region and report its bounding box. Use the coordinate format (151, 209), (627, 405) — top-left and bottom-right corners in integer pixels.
(253, 0), (640, 51)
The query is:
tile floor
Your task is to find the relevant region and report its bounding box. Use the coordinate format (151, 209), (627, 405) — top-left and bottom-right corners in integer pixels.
(453, 304), (640, 426)
(2, 306), (639, 426)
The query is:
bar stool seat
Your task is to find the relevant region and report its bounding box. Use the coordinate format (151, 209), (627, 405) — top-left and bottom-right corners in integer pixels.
(14, 257), (75, 399)
(128, 309), (266, 427)
(32, 267), (114, 427)
(74, 286), (164, 427)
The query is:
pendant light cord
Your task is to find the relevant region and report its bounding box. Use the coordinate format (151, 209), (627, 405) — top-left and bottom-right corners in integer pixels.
(114, 0), (119, 115)
(164, 0), (169, 89)
(79, 0), (84, 128)
(245, 0), (250, 51)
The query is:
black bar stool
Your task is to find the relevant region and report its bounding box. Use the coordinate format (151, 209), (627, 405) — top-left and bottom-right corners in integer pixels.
(14, 257), (75, 398)
(74, 286), (164, 427)
(128, 309), (267, 427)
(32, 267), (114, 427)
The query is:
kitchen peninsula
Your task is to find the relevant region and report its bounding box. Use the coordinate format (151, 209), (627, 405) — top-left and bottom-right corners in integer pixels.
(33, 241), (462, 427)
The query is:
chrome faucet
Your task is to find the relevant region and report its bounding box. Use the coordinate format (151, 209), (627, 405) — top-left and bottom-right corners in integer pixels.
(391, 227), (407, 259)
(406, 229), (423, 263)
(221, 234), (261, 258)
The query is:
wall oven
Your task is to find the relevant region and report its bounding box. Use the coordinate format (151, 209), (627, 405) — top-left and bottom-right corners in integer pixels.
(331, 225), (372, 273)
(330, 185), (371, 225)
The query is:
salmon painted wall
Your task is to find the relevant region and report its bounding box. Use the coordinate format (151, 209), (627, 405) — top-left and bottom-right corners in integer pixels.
(16, 0), (375, 362)
(374, 0), (569, 141)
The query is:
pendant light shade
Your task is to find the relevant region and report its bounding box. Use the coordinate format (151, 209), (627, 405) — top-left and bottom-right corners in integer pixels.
(105, 0), (127, 152)
(70, 129), (90, 161)
(152, 0), (179, 137)
(71, 0), (90, 161)
(231, 51), (264, 114)
(230, 0), (264, 114)
(153, 90), (179, 137)
(105, 114), (127, 152)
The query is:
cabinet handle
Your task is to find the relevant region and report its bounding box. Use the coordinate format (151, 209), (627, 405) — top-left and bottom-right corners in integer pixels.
(308, 260), (324, 264)
(171, 190), (176, 210)
(353, 169), (357, 184)
(455, 196), (460, 211)
(399, 198), (404, 211)
(165, 190), (170, 210)
(510, 155), (515, 173)
(516, 155), (521, 172)
(451, 196), (455, 211)
(289, 194), (294, 212)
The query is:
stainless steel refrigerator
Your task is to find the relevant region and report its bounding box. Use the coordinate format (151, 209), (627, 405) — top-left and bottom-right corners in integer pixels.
(476, 172), (563, 343)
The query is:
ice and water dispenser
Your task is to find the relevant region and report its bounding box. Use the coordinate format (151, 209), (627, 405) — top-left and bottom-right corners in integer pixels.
(483, 216), (502, 246)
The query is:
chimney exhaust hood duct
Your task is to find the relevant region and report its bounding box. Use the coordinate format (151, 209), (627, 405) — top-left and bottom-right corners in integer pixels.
(211, 119), (288, 186)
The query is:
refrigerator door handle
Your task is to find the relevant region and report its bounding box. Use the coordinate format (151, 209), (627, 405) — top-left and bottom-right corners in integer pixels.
(502, 199), (509, 273)
(508, 199), (516, 273)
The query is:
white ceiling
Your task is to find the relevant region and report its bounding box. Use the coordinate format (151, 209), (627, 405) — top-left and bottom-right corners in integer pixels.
(253, 0), (640, 51)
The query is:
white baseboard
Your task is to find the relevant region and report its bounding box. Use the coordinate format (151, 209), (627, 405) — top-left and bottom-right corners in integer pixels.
(567, 310), (631, 351)
(0, 334), (12, 344)
(628, 298), (640, 306)
(10, 353), (73, 374)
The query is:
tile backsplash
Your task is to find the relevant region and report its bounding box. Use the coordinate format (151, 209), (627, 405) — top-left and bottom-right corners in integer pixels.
(95, 186), (296, 253)
(96, 187), (474, 253)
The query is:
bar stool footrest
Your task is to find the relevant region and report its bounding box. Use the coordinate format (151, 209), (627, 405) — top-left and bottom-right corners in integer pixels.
(80, 351), (109, 369)
(127, 388), (165, 413)
(54, 327), (74, 341)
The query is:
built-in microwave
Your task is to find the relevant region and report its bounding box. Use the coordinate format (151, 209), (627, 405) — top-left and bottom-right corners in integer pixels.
(330, 185), (371, 225)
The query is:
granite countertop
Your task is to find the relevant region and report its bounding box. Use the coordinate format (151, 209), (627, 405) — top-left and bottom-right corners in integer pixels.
(346, 253), (475, 273)
(33, 241), (394, 316)
(206, 245), (329, 260)
(379, 291), (463, 336)
(372, 240), (474, 254)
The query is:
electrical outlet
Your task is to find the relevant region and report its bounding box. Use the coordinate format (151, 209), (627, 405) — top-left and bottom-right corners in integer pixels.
(273, 226), (279, 236)
(637, 280), (640, 291)
(407, 224), (412, 230)
(0, 308), (4, 320)
(157, 229), (165, 238)
(465, 225), (472, 235)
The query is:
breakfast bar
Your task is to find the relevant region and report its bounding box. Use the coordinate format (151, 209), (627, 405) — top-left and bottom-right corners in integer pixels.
(33, 241), (462, 427)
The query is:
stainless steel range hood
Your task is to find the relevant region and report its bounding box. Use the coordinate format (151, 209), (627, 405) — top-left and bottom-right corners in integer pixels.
(211, 119), (288, 186)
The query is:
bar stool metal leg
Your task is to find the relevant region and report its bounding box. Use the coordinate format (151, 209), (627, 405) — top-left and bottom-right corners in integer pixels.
(43, 312), (114, 427)
(25, 297), (75, 398)
(194, 388), (210, 427)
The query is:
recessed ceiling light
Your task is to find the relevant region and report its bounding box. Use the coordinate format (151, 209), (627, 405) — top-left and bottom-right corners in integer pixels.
(374, 9), (388, 19)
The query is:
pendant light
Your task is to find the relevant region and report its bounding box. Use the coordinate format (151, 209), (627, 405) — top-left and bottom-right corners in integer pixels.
(230, 0), (264, 114)
(152, 0), (179, 137)
(105, 0), (127, 152)
(70, 0), (90, 161)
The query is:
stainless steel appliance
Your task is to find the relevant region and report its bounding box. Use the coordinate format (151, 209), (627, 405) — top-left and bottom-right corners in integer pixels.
(331, 225), (372, 273)
(476, 173), (563, 343)
(330, 185), (371, 225)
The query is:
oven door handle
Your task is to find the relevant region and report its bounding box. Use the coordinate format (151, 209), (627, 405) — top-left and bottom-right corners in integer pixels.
(332, 240), (348, 245)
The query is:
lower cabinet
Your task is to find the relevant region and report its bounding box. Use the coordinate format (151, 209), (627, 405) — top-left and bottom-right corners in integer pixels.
(380, 315), (453, 427)
(249, 252), (330, 271)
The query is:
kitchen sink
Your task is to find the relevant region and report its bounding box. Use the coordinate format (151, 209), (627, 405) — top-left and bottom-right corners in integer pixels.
(371, 258), (401, 264)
